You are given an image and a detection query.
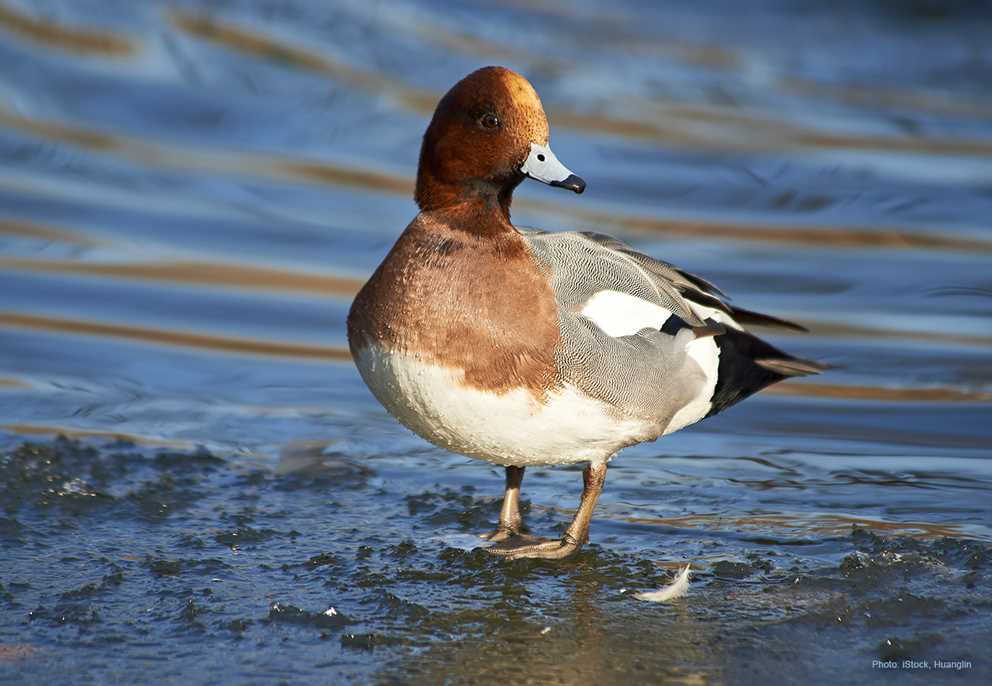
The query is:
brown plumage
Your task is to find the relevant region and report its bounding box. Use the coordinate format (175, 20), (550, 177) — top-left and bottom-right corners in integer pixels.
(347, 210), (561, 398)
(414, 66), (550, 218)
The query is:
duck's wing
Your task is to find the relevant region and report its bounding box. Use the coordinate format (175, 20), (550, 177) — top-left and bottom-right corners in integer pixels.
(522, 230), (824, 432)
(572, 231), (810, 332)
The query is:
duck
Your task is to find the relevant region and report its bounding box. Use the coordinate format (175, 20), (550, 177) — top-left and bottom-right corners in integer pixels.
(347, 66), (824, 560)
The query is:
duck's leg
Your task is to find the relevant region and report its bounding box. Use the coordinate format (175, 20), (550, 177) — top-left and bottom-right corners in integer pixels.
(479, 466), (526, 542)
(488, 463), (607, 560)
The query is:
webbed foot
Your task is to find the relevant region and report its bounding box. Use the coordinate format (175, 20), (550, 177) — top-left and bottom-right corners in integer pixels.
(485, 533), (582, 560)
(484, 463), (607, 562)
(479, 525), (523, 543)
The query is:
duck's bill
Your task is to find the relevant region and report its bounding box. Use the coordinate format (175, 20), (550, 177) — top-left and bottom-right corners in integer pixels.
(521, 143), (586, 194)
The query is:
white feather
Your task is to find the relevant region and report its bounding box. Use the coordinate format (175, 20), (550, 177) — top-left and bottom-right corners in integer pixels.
(580, 290), (673, 337)
(635, 564), (691, 602)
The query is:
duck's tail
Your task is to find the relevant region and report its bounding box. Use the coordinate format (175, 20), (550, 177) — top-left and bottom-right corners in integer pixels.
(706, 327), (825, 417)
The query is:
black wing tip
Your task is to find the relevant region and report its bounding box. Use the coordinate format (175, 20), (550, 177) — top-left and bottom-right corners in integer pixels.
(706, 329), (826, 416)
(678, 269), (728, 299)
(729, 307), (809, 333)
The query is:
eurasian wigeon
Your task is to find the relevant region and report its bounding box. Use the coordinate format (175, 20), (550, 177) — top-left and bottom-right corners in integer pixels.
(347, 66), (823, 559)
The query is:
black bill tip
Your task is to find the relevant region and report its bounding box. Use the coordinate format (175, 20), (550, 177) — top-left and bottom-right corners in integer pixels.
(550, 174), (586, 194)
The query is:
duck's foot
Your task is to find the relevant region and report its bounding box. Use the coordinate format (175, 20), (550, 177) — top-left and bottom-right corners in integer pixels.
(478, 466), (526, 543)
(478, 525), (526, 543)
(479, 528), (545, 545)
(485, 463), (607, 562)
(485, 534), (581, 560)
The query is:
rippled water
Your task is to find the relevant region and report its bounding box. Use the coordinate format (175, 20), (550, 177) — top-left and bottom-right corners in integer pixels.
(1, 0), (991, 683)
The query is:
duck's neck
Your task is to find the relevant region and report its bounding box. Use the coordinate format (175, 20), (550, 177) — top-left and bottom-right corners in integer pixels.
(414, 171), (521, 229)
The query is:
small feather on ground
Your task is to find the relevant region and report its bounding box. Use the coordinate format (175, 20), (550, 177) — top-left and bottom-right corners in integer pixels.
(635, 564), (691, 602)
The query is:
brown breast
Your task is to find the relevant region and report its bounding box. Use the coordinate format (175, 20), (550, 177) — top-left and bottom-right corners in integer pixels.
(347, 210), (560, 398)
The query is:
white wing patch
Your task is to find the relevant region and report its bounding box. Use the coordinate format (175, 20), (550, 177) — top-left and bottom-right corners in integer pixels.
(580, 290), (673, 337)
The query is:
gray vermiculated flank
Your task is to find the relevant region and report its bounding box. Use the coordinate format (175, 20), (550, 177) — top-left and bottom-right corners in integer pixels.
(521, 229), (718, 430)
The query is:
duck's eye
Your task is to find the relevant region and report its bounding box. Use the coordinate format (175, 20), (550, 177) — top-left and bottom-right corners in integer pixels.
(480, 113), (500, 129)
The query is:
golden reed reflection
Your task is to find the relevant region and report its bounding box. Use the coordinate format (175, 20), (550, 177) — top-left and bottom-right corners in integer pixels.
(0, 422), (194, 449)
(3, 98), (991, 255)
(801, 319), (992, 348)
(0, 258), (364, 297)
(411, 23), (535, 64)
(170, 10), (992, 157)
(280, 161), (412, 195)
(499, 0), (740, 72)
(414, 1), (992, 139)
(0, 312), (352, 362)
(782, 76), (992, 121)
(413, 7), (735, 72)
(0, 108), (118, 150)
(3, 1), (987, 155)
(0, 2), (135, 56)
(764, 382), (992, 403)
(170, 12), (438, 114)
(0, 218), (101, 247)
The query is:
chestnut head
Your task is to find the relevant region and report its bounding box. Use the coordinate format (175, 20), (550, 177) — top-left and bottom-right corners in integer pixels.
(415, 66), (584, 212)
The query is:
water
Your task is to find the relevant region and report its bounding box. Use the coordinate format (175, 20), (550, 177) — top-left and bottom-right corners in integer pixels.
(1, 0), (991, 683)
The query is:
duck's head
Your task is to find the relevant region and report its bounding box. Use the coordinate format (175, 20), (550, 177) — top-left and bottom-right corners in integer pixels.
(414, 66), (584, 214)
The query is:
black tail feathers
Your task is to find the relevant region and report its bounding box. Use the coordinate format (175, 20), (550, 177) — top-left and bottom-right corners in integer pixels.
(705, 328), (824, 417)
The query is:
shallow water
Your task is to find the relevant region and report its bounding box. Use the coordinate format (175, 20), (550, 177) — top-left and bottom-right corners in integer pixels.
(1, 0), (991, 683)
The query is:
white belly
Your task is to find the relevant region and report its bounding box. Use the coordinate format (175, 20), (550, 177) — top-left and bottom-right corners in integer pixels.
(353, 345), (657, 466)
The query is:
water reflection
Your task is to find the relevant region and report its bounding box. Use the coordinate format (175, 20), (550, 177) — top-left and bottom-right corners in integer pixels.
(0, 0), (990, 682)
(394, 567), (720, 684)
(0, 217), (100, 246)
(0, 256), (363, 296)
(0, 312), (352, 360)
(168, 7), (992, 156)
(0, 2), (135, 56)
